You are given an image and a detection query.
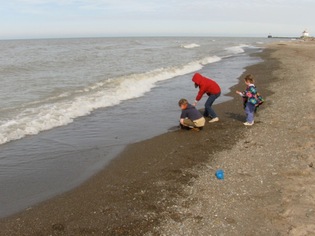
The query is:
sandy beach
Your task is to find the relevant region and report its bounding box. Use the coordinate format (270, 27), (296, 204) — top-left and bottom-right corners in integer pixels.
(0, 40), (314, 235)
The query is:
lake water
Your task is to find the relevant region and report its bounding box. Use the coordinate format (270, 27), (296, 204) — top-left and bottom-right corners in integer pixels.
(0, 37), (284, 217)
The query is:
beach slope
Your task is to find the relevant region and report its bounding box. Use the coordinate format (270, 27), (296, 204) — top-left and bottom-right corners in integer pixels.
(0, 41), (314, 235)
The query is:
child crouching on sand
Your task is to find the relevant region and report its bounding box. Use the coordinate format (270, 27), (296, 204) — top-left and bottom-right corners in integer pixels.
(178, 98), (205, 131)
(236, 74), (260, 126)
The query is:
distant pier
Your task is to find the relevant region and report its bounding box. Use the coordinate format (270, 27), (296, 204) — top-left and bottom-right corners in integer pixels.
(267, 35), (299, 39)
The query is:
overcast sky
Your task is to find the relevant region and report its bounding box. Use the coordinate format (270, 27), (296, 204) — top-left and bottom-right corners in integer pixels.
(1, 0), (314, 39)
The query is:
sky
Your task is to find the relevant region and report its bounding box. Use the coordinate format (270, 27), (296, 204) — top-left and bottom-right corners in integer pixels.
(0, 0), (314, 39)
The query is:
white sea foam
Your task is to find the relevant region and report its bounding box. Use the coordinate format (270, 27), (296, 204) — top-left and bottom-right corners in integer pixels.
(200, 56), (221, 65)
(225, 44), (247, 54)
(0, 56), (221, 145)
(181, 43), (200, 49)
(225, 44), (263, 55)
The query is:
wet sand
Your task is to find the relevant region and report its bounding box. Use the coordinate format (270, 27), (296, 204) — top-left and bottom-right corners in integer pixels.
(0, 41), (314, 235)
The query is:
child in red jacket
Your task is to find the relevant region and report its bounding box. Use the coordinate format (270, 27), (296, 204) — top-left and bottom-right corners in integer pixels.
(192, 73), (221, 123)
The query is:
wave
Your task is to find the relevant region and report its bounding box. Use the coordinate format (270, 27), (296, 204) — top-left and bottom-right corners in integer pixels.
(181, 43), (200, 49)
(225, 44), (247, 54)
(225, 44), (262, 55)
(0, 56), (221, 145)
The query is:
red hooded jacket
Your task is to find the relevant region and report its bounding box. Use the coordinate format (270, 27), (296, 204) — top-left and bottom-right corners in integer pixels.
(192, 73), (221, 101)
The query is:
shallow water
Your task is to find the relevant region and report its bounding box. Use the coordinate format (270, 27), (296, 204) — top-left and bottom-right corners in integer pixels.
(0, 37), (285, 217)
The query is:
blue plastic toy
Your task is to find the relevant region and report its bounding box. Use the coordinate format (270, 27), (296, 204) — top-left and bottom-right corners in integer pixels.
(215, 169), (224, 180)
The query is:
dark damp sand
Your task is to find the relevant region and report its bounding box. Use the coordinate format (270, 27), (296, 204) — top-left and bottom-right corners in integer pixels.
(1, 41), (314, 236)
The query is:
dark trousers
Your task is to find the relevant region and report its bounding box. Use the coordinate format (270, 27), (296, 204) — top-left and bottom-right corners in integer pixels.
(203, 92), (220, 118)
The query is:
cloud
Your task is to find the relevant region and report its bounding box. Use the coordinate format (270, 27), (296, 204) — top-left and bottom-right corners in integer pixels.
(1, 0), (314, 38)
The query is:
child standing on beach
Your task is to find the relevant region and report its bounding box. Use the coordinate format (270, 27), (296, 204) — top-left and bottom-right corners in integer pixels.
(192, 73), (221, 123)
(236, 74), (260, 126)
(178, 98), (205, 131)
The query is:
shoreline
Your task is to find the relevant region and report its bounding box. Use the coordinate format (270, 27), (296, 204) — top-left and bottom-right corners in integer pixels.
(1, 41), (314, 235)
(0, 46), (259, 219)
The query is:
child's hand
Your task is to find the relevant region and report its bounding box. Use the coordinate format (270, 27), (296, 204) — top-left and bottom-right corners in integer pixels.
(236, 91), (242, 96)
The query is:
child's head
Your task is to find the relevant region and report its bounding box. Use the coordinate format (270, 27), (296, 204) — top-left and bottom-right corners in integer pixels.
(244, 74), (254, 84)
(178, 98), (188, 110)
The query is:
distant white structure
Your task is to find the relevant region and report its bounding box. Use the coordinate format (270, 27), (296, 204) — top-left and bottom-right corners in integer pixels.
(302, 30), (309, 37)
